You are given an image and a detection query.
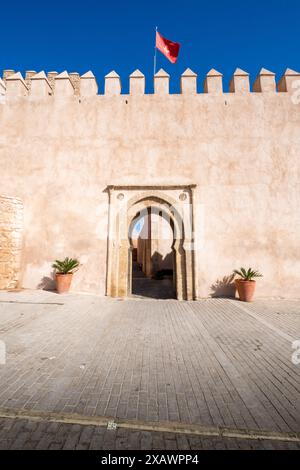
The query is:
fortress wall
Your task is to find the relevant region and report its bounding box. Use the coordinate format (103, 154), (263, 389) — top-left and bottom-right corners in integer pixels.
(0, 69), (300, 298)
(2, 67), (300, 98)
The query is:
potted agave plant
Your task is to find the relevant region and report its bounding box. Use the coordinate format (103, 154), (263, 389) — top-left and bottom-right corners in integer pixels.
(234, 267), (263, 302)
(52, 257), (80, 294)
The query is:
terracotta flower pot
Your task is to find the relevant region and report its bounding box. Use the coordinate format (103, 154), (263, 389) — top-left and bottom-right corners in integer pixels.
(55, 273), (73, 294)
(235, 279), (256, 302)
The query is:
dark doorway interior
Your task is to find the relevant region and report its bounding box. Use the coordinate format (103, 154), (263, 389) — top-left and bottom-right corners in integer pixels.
(132, 260), (175, 299)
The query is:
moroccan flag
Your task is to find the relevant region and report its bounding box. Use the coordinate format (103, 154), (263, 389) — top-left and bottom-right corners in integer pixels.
(156, 31), (180, 64)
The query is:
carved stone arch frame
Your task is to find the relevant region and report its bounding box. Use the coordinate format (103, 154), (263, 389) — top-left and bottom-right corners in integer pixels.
(106, 185), (196, 300)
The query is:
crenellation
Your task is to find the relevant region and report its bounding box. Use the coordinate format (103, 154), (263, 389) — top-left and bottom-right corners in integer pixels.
(5, 72), (28, 97)
(69, 72), (81, 95)
(204, 69), (223, 95)
(104, 70), (121, 95)
(25, 70), (37, 91)
(253, 68), (276, 93)
(80, 71), (98, 96)
(54, 71), (75, 97)
(154, 68), (170, 95)
(47, 71), (58, 90)
(180, 68), (197, 94)
(129, 69), (145, 95)
(229, 68), (250, 94)
(3, 69), (15, 82)
(25, 70), (37, 80)
(0, 67), (299, 98)
(30, 71), (52, 98)
(278, 68), (300, 92)
(0, 78), (6, 96)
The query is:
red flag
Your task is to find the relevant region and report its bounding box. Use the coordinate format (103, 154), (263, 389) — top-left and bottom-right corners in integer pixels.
(156, 31), (180, 64)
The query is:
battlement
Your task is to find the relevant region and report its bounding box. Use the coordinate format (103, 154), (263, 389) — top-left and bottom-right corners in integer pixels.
(1, 67), (300, 99)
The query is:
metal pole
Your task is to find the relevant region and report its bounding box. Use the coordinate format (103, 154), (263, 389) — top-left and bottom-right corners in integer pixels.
(153, 26), (158, 76)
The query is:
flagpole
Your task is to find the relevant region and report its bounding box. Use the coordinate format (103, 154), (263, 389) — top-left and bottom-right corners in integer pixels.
(153, 26), (158, 76)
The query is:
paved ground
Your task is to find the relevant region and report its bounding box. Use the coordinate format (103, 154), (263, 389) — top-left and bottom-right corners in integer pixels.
(1, 416), (299, 450)
(132, 262), (175, 299)
(0, 290), (299, 449)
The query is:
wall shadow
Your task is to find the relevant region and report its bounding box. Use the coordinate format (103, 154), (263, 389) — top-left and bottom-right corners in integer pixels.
(210, 274), (236, 298)
(151, 251), (173, 276)
(132, 250), (175, 299)
(37, 271), (56, 292)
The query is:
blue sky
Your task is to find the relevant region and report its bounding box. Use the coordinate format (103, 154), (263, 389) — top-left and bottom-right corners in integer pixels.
(1, 0), (300, 93)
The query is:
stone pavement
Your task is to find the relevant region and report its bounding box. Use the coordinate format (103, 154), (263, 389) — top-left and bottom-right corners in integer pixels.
(131, 262), (175, 299)
(0, 416), (299, 450)
(0, 290), (299, 449)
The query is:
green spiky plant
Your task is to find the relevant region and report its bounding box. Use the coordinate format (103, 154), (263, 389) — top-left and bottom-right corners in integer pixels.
(52, 257), (80, 275)
(233, 268), (263, 282)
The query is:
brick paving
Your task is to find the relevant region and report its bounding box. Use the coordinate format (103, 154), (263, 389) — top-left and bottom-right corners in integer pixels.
(132, 262), (175, 299)
(0, 417), (299, 450)
(0, 290), (299, 449)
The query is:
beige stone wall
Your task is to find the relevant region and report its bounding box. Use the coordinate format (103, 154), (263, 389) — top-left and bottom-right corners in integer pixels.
(0, 196), (23, 289)
(0, 69), (300, 298)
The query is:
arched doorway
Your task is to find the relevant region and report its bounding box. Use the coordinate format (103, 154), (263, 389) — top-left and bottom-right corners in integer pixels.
(129, 206), (176, 299)
(106, 186), (196, 300)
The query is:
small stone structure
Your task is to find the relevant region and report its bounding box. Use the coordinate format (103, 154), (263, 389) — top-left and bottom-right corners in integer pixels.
(0, 196), (23, 289)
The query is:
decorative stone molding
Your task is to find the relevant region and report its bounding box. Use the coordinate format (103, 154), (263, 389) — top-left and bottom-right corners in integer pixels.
(0, 196), (23, 290)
